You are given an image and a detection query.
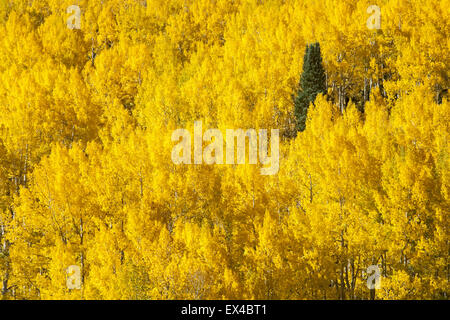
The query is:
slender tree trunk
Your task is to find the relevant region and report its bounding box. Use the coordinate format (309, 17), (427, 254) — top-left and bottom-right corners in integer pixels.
(1, 240), (10, 298)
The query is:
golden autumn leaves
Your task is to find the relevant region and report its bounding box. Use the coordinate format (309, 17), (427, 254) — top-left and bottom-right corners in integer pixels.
(0, 0), (448, 300)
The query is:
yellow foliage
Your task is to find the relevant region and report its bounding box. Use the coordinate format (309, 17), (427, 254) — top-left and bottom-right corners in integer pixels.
(0, 0), (448, 300)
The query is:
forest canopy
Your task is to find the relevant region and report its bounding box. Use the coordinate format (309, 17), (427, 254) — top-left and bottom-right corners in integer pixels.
(0, 0), (448, 300)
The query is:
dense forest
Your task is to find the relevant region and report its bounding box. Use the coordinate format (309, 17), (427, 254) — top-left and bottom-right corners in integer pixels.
(0, 0), (448, 299)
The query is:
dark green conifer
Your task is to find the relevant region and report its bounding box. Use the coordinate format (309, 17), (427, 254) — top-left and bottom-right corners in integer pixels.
(294, 42), (326, 132)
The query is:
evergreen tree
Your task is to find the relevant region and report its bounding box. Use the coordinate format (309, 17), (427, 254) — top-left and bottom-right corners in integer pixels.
(294, 43), (326, 132)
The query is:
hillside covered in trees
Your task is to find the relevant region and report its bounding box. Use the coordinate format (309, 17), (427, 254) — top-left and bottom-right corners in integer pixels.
(0, 0), (448, 299)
